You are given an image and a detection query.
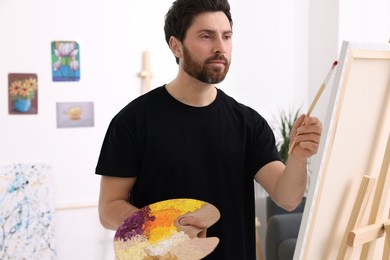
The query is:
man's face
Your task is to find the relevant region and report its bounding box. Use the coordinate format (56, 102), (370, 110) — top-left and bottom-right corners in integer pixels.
(180, 11), (232, 84)
(182, 44), (230, 84)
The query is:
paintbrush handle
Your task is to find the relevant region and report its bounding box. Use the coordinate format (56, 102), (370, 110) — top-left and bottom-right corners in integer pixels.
(307, 83), (326, 116)
(287, 85), (324, 155)
(287, 61), (338, 155)
(288, 128), (302, 155)
(288, 86), (323, 155)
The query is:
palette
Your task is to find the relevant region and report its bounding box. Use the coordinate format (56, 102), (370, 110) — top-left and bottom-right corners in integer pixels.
(114, 198), (220, 260)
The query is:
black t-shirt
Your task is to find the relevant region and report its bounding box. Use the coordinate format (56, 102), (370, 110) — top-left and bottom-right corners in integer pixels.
(96, 85), (280, 259)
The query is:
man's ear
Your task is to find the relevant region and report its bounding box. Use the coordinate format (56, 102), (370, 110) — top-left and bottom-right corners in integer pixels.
(169, 36), (182, 60)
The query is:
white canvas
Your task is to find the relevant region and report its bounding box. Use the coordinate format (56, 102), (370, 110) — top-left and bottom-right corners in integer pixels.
(295, 41), (390, 260)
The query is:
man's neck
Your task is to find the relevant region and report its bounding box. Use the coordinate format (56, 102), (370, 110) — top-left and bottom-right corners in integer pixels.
(166, 74), (218, 107)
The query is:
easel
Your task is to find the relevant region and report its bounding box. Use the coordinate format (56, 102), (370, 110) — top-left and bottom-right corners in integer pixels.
(255, 217), (264, 260)
(337, 134), (390, 260)
(137, 51), (153, 94)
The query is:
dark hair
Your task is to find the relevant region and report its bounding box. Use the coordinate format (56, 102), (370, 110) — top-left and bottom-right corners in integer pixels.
(164, 0), (233, 64)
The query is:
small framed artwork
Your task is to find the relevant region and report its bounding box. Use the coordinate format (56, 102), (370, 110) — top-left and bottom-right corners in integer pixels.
(8, 73), (38, 115)
(51, 41), (80, 82)
(56, 102), (94, 128)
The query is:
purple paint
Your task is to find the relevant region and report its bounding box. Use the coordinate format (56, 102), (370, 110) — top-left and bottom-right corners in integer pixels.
(114, 206), (155, 241)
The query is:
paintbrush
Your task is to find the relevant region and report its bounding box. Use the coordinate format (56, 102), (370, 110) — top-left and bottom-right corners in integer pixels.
(288, 60), (338, 154)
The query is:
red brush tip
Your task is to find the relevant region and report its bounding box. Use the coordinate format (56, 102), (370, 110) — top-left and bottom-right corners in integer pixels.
(332, 60), (338, 68)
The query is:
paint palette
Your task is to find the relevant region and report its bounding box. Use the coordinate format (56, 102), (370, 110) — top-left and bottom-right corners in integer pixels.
(114, 198), (220, 259)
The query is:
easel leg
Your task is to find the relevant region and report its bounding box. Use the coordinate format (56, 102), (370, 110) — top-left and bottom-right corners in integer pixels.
(383, 216), (390, 260)
(362, 134), (390, 260)
(337, 175), (376, 260)
(255, 217), (264, 260)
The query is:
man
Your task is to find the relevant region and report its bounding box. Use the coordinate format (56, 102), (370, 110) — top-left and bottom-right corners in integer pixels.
(95, 0), (322, 259)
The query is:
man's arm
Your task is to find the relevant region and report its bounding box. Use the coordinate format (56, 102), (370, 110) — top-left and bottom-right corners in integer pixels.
(98, 176), (210, 236)
(255, 114), (322, 211)
(98, 176), (139, 230)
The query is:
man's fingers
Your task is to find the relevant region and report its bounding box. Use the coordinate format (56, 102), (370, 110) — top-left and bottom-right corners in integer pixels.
(178, 216), (207, 228)
(177, 216), (207, 238)
(295, 118), (322, 136)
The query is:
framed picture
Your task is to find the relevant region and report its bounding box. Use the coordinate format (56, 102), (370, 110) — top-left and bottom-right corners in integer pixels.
(295, 42), (390, 259)
(8, 73), (38, 115)
(56, 102), (94, 128)
(51, 41), (80, 82)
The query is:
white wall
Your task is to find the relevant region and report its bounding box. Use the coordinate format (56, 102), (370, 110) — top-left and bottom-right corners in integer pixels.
(228, 0), (310, 118)
(1, 0), (388, 259)
(308, 0), (390, 126)
(308, 0), (390, 184)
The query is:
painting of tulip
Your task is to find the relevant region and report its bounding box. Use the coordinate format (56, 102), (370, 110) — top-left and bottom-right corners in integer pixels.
(51, 41), (80, 81)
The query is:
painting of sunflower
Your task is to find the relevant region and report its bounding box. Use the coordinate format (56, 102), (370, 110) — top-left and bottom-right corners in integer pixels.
(8, 73), (38, 114)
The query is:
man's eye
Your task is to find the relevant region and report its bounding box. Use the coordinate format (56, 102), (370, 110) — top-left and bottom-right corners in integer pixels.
(224, 34), (232, 40)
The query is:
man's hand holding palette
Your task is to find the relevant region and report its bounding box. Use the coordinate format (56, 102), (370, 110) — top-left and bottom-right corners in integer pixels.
(114, 198), (220, 259)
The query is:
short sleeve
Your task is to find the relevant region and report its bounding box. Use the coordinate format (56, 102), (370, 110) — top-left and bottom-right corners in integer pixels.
(250, 113), (281, 176)
(95, 108), (141, 178)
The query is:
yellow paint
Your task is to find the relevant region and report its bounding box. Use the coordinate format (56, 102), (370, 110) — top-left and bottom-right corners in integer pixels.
(116, 240), (149, 260)
(149, 199), (204, 214)
(145, 199), (205, 243)
(115, 199), (206, 258)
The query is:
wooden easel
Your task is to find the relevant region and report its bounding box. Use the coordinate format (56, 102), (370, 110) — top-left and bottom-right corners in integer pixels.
(255, 217), (264, 260)
(337, 134), (390, 260)
(137, 51), (153, 94)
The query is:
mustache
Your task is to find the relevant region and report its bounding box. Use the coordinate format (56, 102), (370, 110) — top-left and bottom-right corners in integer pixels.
(205, 53), (228, 64)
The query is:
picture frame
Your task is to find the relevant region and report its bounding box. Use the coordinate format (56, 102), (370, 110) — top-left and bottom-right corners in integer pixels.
(56, 102), (94, 128)
(8, 73), (38, 115)
(51, 41), (80, 82)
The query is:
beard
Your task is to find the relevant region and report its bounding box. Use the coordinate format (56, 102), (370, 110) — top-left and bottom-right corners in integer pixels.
(181, 45), (230, 84)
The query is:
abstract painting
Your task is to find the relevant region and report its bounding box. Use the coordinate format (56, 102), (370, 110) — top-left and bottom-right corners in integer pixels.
(0, 163), (56, 259)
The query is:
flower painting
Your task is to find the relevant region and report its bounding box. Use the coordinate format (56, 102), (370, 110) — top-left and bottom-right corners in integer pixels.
(8, 73), (38, 114)
(51, 41), (80, 81)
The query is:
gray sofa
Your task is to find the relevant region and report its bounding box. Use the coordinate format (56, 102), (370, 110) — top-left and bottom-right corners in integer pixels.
(265, 197), (306, 260)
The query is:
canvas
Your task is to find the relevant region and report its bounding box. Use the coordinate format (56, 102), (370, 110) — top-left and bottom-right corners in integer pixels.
(294, 41), (390, 260)
(0, 163), (56, 259)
